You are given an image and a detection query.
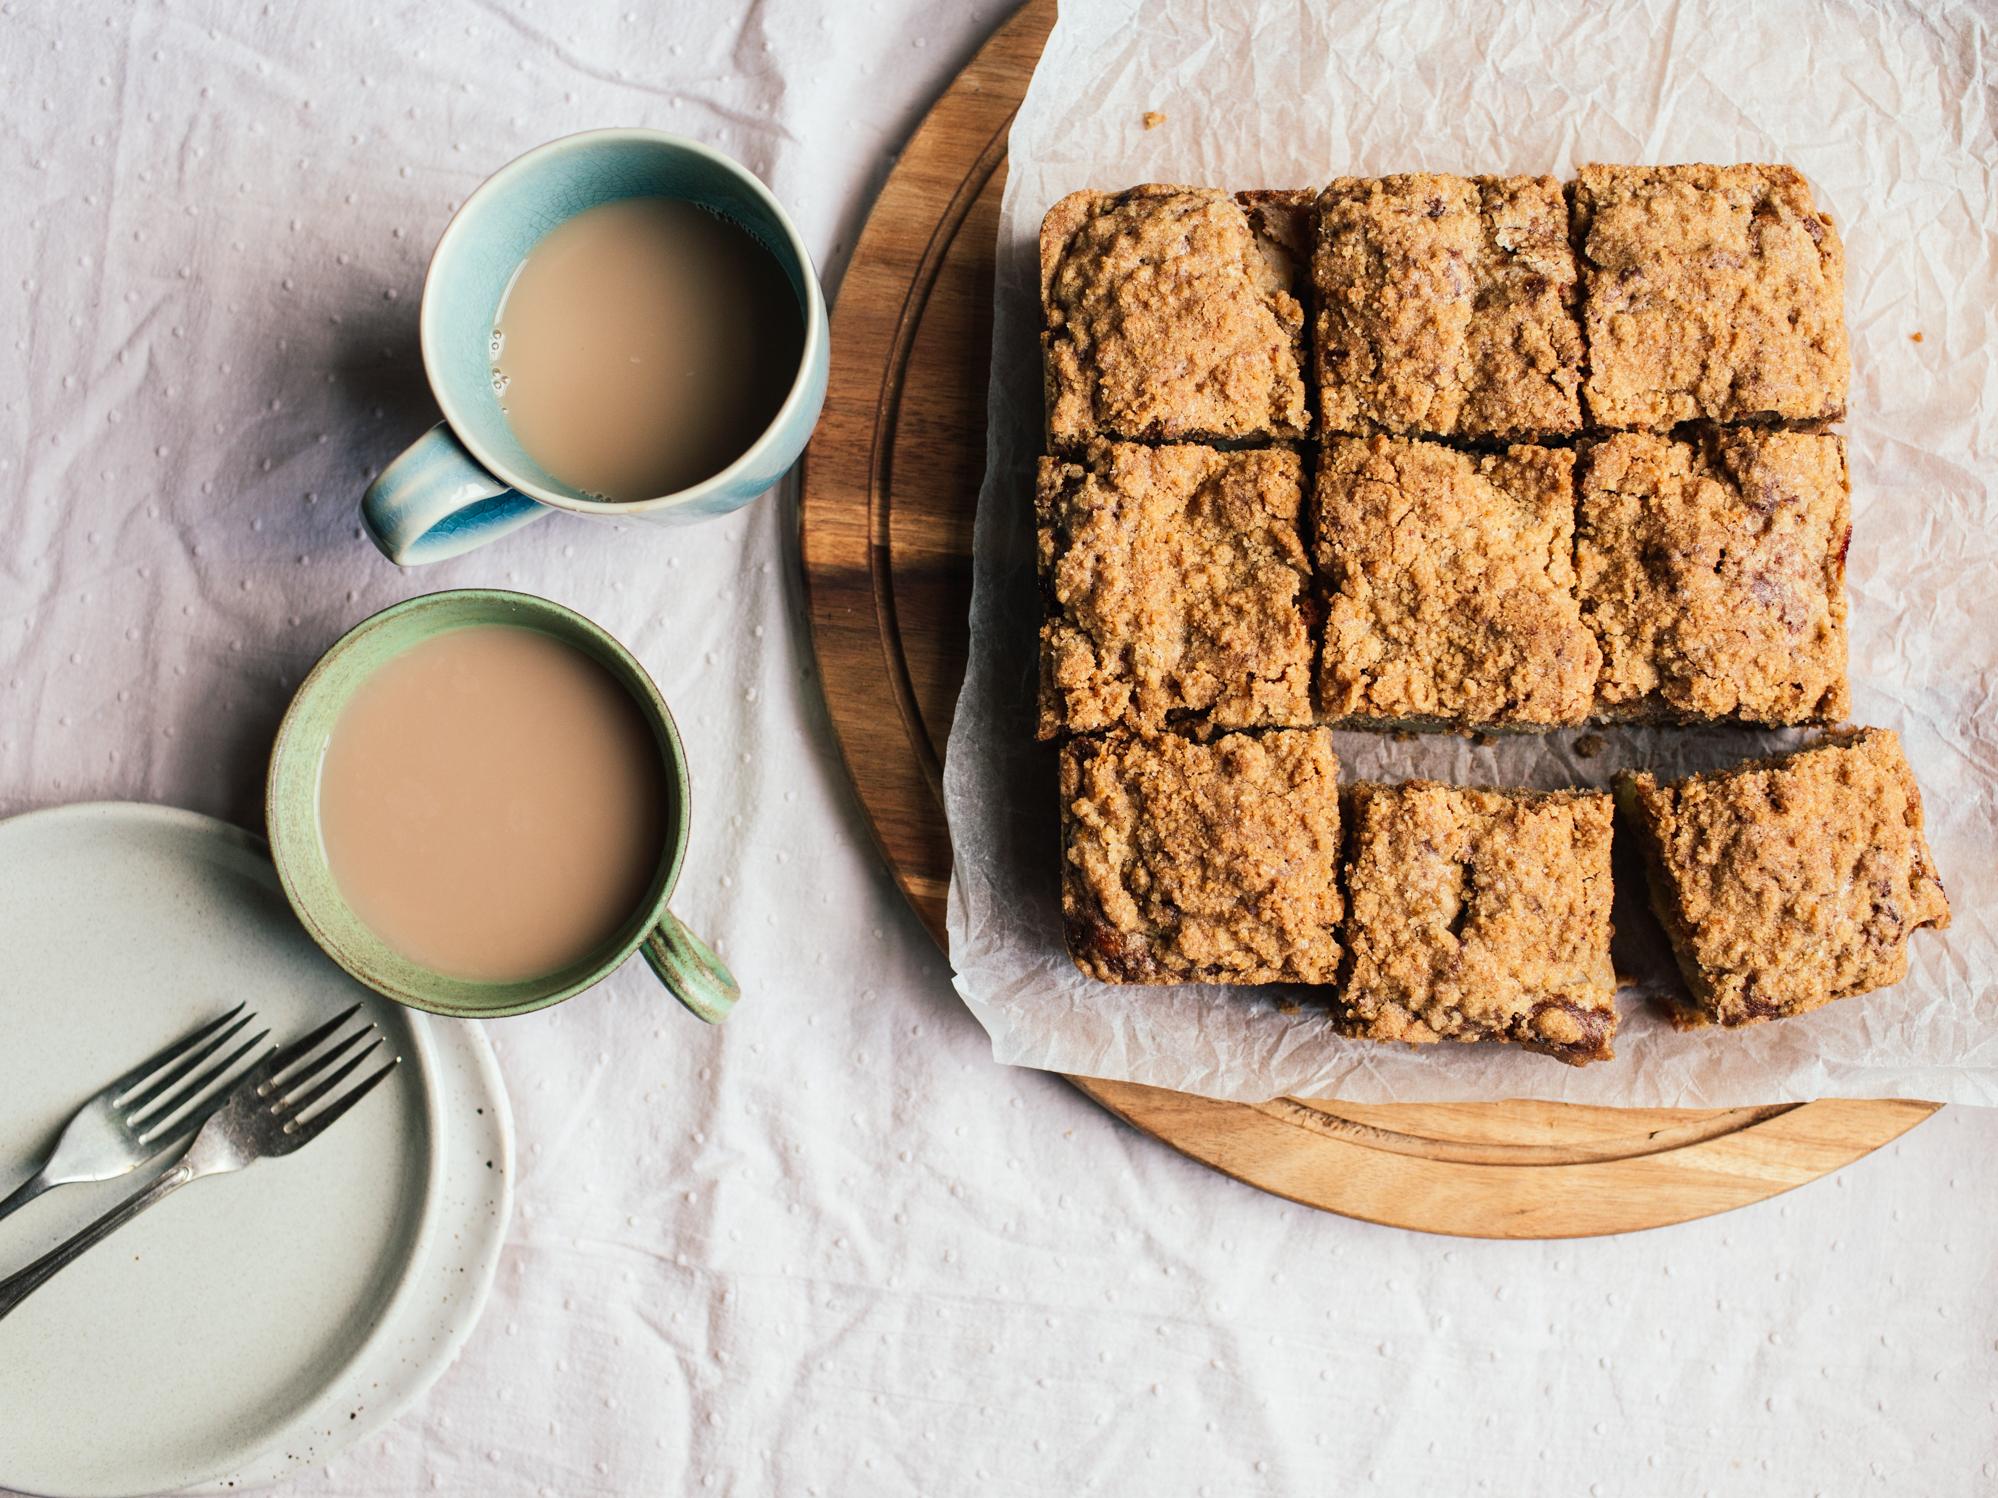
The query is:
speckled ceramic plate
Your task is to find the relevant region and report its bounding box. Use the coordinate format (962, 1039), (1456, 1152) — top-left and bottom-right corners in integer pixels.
(0, 803), (513, 1498)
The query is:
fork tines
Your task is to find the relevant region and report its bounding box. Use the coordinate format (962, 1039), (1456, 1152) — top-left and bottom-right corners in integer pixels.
(116, 1002), (271, 1147)
(256, 1006), (400, 1138)
(111, 1002), (249, 1097)
(255, 1003), (362, 1086)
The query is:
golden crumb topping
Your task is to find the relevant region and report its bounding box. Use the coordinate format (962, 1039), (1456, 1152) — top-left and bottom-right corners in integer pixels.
(1037, 442), (1314, 738)
(1042, 185), (1309, 446)
(1059, 729), (1342, 985)
(1314, 172), (1583, 439)
(1574, 162), (1848, 429)
(1619, 729), (1950, 1026)
(1316, 436), (1598, 728)
(1339, 781), (1617, 1064)
(1578, 429), (1850, 725)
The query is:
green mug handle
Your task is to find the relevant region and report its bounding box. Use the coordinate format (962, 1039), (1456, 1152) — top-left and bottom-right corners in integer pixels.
(642, 909), (740, 1024)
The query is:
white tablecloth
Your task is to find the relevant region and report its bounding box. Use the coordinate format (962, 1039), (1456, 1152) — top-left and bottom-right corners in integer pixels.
(3, 2), (1992, 1493)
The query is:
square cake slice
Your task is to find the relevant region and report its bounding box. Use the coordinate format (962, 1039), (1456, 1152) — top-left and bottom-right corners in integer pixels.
(1037, 442), (1315, 738)
(1616, 730), (1950, 1027)
(1059, 729), (1342, 985)
(1041, 185), (1311, 449)
(1313, 173), (1583, 440)
(1338, 781), (1618, 1065)
(1315, 436), (1599, 730)
(1577, 429), (1850, 725)
(1573, 162), (1848, 430)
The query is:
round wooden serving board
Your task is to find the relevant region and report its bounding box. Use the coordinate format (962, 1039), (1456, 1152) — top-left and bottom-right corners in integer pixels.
(797, 0), (1936, 1238)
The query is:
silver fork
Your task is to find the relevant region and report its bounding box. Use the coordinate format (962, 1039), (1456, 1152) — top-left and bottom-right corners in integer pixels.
(0, 1003), (269, 1225)
(0, 1004), (399, 1321)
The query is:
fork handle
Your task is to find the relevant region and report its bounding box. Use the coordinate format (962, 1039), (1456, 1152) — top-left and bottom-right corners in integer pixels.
(0, 1166), (56, 1226)
(0, 1159), (198, 1321)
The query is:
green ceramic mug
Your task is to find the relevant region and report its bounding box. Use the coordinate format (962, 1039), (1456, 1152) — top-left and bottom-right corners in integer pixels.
(266, 589), (738, 1022)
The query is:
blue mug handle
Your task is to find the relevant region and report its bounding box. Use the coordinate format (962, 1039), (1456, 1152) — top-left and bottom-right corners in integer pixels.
(362, 423), (549, 567)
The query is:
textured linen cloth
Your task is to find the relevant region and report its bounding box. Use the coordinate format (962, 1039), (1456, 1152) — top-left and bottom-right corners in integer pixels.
(2, 2), (1993, 1494)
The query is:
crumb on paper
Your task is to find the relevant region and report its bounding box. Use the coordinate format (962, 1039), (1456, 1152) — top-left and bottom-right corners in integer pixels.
(1911, 330), (1924, 342)
(1142, 110), (1166, 130)
(1574, 732), (1607, 758)
(1664, 1001), (1711, 1032)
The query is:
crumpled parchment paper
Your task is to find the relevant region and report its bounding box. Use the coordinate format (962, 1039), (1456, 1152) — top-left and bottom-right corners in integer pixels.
(943, 0), (1998, 1106)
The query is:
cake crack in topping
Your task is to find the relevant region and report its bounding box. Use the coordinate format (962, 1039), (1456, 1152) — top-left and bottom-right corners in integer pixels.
(1315, 436), (1599, 729)
(1042, 185), (1309, 447)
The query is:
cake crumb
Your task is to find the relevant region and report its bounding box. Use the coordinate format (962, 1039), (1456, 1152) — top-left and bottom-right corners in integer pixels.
(1142, 110), (1166, 130)
(1577, 428), (1850, 725)
(1910, 330), (1924, 343)
(1316, 172), (1584, 440)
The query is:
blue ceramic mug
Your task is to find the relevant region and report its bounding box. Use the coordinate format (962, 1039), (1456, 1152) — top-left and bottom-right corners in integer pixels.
(363, 129), (829, 566)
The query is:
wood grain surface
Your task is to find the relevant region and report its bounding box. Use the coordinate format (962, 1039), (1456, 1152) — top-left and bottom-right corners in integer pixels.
(796, 0), (1936, 1239)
